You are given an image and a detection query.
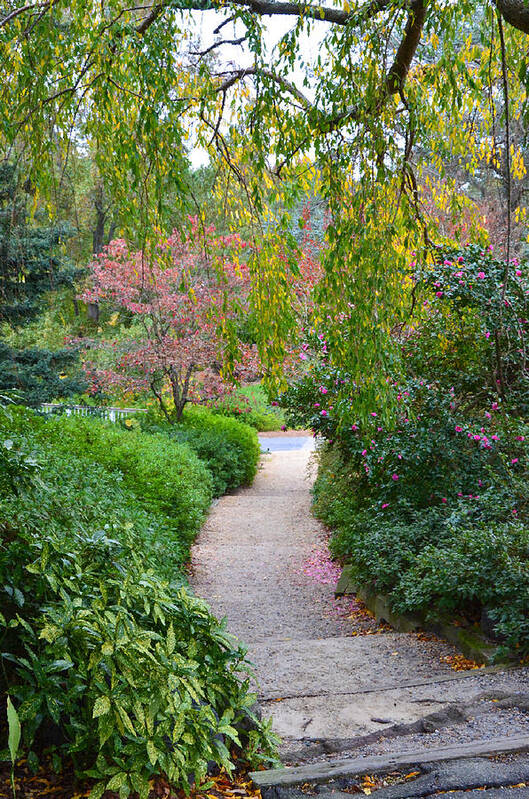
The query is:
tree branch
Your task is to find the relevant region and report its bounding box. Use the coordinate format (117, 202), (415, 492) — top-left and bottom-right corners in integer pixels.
(496, 0), (529, 35)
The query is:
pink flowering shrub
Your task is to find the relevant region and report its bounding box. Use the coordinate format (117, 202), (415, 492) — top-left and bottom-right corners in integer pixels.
(282, 244), (529, 654)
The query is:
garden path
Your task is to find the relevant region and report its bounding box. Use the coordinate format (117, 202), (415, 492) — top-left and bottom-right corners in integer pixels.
(191, 434), (529, 758)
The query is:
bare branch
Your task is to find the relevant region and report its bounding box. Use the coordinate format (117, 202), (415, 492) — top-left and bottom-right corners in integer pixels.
(216, 66), (313, 109)
(0, 1), (51, 29)
(191, 36), (247, 57)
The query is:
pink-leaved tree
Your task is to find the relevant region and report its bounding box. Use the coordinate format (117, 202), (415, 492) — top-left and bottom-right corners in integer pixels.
(80, 221), (260, 421)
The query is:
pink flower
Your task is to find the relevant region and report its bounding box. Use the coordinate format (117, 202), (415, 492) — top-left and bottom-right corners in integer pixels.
(319, 386), (328, 394)
(516, 435), (525, 441)
(473, 434), (481, 441)
(455, 425), (463, 432)
(484, 411), (491, 419)
(485, 331), (491, 339)
(382, 503), (389, 509)
(441, 497), (447, 503)
(513, 509), (518, 515)
(491, 402), (499, 410)
(370, 412), (377, 417)
(477, 271), (486, 279)
(281, 425), (287, 431)
(392, 474), (399, 481)
(491, 434), (500, 441)
(351, 424), (359, 431)
(320, 410), (328, 416)
(511, 458), (519, 464)
(313, 402), (320, 408)
(299, 352), (307, 360)
(516, 270), (522, 277)
(435, 291), (443, 298)
(362, 449), (367, 456)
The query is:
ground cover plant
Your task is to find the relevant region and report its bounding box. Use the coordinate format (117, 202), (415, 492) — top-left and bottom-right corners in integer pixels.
(281, 244), (529, 657)
(0, 407), (276, 796)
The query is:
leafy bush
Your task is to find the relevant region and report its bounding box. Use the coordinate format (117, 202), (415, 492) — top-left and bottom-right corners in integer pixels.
(165, 428), (246, 497)
(287, 244), (529, 657)
(5, 408), (213, 552)
(141, 404), (260, 494)
(0, 407), (277, 795)
(178, 406), (260, 486)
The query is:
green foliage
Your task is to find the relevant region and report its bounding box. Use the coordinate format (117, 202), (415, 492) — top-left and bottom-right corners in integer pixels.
(7, 410), (214, 549)
(0, 407), (277, 794)
(179, 407), (261, 487)
(211, 385), (286, 432)
(296, 245), (529, 657)
(0, 162), (87, 406)
(0, 341), (88, 408)
(0, 163), (77, 327)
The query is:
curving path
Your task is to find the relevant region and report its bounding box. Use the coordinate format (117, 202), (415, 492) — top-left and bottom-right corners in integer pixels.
(191, 433), (529, 756)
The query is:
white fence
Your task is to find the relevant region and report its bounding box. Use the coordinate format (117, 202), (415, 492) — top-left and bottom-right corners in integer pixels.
(41, 404), (147, 422)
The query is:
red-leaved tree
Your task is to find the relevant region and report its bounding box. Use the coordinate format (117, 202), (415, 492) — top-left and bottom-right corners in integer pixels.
(81, 221), (260, 421)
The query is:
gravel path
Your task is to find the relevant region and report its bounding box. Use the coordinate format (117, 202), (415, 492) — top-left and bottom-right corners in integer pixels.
(190, 435), (529, 755)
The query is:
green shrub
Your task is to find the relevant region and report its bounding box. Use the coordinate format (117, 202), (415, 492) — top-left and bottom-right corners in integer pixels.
(0, 408), (277, 794)
(178, 406), (260, 486)
(168, 428), (246, 497)
(4, 409), (214, 551)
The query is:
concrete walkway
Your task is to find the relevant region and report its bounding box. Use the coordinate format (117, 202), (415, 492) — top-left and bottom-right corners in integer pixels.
(191, 435), (529, 756)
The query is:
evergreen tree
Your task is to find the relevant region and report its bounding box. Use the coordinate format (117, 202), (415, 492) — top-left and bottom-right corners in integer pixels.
(0, 163), (87, 406)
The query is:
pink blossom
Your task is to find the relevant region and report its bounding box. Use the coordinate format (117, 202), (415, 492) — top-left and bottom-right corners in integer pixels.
(435, 291), (443, 298)
(299, 352), (307, 360)
(484, 411), (491, 419)
(392, 474), (399, 481)
(492, 402), (499, 410)
(362, 449), (367, 456)
(491, 434), (500, 441)
(382, 503), (389, 509)
(319, 386), (328, 394)
(516, 270), (522, 277)
(473, 434), (481, 441)
(313, 402), (320, 408)
(370, 412), (377, 417)
(485, 331), (491, 339)
(455, 425), (463, 432)
(441, 497), (447, 503)
(516, 435), (525, 441)
(351, 424), (359, 431)
(477, 271), (486, 279)
(511, 458), (519, 464)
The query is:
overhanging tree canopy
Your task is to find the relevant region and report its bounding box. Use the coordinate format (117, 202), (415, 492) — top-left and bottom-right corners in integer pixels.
(1, 0), (527, 416)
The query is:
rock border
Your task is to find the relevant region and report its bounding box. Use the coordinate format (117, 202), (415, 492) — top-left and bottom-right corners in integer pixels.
(335, 566), (501, 665)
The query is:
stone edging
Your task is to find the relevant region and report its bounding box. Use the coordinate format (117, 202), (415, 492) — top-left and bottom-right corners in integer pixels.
(335, 566), (501, 665)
